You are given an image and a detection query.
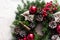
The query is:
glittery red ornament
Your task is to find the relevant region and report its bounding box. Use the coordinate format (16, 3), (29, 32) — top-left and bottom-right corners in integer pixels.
(27, 33), (34, 40)
(23, 37), (27, 40)
(56, 24), (60, 34)
(29, 6), (37, 14)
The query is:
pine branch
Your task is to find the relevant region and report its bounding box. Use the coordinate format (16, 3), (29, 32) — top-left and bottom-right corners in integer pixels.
(21, 0), (26, 7)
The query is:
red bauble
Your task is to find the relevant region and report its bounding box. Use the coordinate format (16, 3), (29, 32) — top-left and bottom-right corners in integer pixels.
(23, 37), (27, 40)
(27, 33), (34, 40)
(56, 24), (60, 34)
(29, 6), (37, 14)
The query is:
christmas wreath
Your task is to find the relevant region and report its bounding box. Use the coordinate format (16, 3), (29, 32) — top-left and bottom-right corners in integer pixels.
(12, 0), (60, 40)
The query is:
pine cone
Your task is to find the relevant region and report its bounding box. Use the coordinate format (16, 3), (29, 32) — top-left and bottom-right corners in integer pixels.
(51, 35), (59, 40)
(14, 27), (21, 34)
(49, 21), (57, 29)
(35, 12), (43, 22)
(28, 22), (35, 29)
(19, 30), (26, 38)
(14, 27), (26, 38)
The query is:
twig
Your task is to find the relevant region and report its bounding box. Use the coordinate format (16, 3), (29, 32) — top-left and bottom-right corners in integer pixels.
(19, 21), (31, 31)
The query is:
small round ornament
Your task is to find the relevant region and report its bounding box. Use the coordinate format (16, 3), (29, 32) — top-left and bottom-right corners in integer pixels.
(27, 33), (34, 40)
(49, 21), (57, 29)
(56, 24), (60, 34)
(29, 6), (37, 14)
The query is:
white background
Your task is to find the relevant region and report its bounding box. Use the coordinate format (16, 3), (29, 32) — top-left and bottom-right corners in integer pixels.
(0, 0), (60, 40)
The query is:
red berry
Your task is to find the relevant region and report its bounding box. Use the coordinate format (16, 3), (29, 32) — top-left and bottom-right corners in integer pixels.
(53, 7), (57, 10)
(49, 1), (52, 6)
(46, 4), (50, 7)
(43, 13), (47, 17)
(46, 1), (52, 7)
(42, 10), (47, 17)
(43, 8), (46, 11)
(50, 1), (52, 3)
(47, 2), (49, 4)
(56, 24), (60, 34)
(29, 6), (37, 14)
(46, 3), (51, 7)
(46, 7), (50, 10)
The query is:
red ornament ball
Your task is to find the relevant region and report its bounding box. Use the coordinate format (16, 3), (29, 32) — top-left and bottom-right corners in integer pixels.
(56, 24), (60, 34)
(23, 37), (27, 40)
(29, 6), (37, 14)
(27, 33), (34, 40)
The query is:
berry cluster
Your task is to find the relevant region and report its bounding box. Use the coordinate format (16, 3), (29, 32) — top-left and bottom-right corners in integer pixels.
(42, 1), (57, 17)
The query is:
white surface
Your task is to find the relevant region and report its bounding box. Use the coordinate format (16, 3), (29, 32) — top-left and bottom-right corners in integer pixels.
(0, 0), (60, 40)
